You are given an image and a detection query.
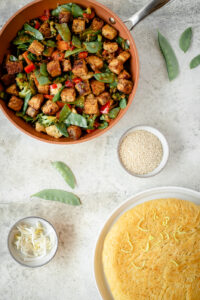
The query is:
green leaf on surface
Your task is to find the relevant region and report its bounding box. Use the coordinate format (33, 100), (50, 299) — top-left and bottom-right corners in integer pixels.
(31, 189), (81, 205)
(51, 161), (76, 189)
(158, 31), (179, 81)
(179, 27), (192, 53)
(190, 54), (200, 69)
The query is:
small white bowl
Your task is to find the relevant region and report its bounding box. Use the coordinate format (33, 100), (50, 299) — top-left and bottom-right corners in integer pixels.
(8, 216), (58, 268)
(117, 125), (169, 178)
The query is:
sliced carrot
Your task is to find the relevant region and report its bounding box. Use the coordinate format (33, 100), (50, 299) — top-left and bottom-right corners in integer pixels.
(22, 51), (32, 65)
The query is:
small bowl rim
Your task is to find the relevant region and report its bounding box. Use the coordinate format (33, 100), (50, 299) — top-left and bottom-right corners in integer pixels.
(7, 216), (58, 268)
(117, 125), (170, 178)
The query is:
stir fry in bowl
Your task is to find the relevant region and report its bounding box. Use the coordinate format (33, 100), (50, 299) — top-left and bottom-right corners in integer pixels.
(0, 3), (133, 140)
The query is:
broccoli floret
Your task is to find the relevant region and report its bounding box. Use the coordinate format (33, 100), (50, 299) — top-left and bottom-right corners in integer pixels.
(16, 73), (36, 98)
(37, 114), (57, 127)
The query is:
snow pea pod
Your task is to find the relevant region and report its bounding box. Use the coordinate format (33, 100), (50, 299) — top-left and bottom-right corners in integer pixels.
(51, 161), (76, 189)
(55, 23), (71, 42)
(109, 107), (120, 119)
(55, 123), (69, 137)
(59, 104), (71, 122)
(40, 63), (48, 76)
(120, 98), (127, 109)
(190, 54), (200, 69)
(24, 23), (43, 40)
(31, 189), (81, 206)
(51, 4), (72, 16)
(23, 92), (32, 115)
(35, 70), (51, 85)
(65, 48), (84, 58)
(65, 113), (88, 128)
(158, 32), (179, 81)
(94, 72), (115, 83)
(179, 27), (192, 53)
(98, 121), (108, 129)
(53, 86), (65, 102)
(72, 35), (82, 48)
(71, 3), (83, 17)
(83, 41), (102, 53)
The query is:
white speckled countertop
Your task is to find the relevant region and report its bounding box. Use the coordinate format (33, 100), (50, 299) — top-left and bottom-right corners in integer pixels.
(0, 0), (200, 299)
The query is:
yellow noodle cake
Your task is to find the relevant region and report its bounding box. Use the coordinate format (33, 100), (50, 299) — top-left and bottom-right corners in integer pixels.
(102, 198), (200, 299)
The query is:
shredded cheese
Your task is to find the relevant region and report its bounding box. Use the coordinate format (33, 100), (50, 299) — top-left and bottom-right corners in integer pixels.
(137, 218), (149, 232)
(171, 260), (179, 266)
(13, 222), (54, 261)
(131, 261), (145, 270)
(121, 233), (133, 254)
(162, 216), (170, 226)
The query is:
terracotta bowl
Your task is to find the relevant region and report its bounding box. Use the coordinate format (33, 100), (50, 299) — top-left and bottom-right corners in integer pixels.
(0, 0), (139, 144)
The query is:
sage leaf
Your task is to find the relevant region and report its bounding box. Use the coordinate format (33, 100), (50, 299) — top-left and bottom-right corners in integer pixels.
(31, 189), (81, 206)
(179, 27), (192, 53)
(158, 31), (179, 81)
(190, 54), (200, 69)
(51, 161), (76, 188)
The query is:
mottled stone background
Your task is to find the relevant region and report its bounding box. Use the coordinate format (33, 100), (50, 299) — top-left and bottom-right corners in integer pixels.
(0, 0), (200, 299)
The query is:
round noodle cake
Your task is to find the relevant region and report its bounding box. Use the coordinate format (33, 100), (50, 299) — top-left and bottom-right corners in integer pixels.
(102, 198), (200, 300)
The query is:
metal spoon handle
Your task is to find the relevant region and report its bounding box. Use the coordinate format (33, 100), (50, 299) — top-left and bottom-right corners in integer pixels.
(124, 0), (173, 30)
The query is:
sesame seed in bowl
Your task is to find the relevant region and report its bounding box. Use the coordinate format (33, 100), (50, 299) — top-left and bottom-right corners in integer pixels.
(118, 126), (169, 178)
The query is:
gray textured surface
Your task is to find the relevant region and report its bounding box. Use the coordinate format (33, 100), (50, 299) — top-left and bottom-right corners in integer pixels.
(0, 0), (200, 299)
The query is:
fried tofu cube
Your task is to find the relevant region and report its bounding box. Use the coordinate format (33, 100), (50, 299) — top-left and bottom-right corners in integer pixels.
(50, 83), (62, 95)
(86, 56), (103, 72)
(1, 74), (15, 86)
(103, 42), (118, 53)
(97, 92), (111, 105)
(8, 96), (23, 112)
(90, 80), (105, 96)
(91, 17), (104, 31)
(117, 79), (133, 94)
(39, 22), (51, 38)
(35, 122), (46, 133)
(47, 60), (61, 77)
(37, 84), (49, 94)
(6, 84), (19, 96)
(102, 24), (117, 40)
(42, 100), (59, 115)
(29, 94), (44, 110)
(61, 88), (76, 102)
(75, 80), (91, 96)
(28, 40), (44, 56)
(102, 51), (115, 63)
(118, 70), (131, 80)
(6, 58), (23, 75)
(46, 125), (62, 138)
(72, 19), (85, 33)
(109, 59), (123, 75)
(67, 125), (82, 140)
(84, 94), (99, 115)
(26, 106), (38, 118)
(117, 51), (130, 63)
(72, 59), (88, 77)
(59, 11), (71, 23)
(62, 59), (72, 72)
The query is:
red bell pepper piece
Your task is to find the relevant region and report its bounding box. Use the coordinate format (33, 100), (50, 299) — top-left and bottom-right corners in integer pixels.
(24, 63), (36, 74)
(57, 101), (65, 108)
(100, 101), (111, 114)
(56, 111), (61, 119)
(44, 95), (54, 100)
(34, 21), (40, 29)
(50, 83), (57, 89)
(94, 121), (100, 128)
(40, 9), (50, 21)
(78, 51), (88, 59)
(86, 129), (96, 133)
(72, 77), (82, 84)
(65, 80), (74, 88)
(83, 10), (95, 20)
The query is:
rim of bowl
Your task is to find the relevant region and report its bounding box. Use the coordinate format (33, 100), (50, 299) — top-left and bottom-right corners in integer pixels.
(0, 0), (139, 145)
(117, 125), (170, 178)
(7, 216), (58, 268)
